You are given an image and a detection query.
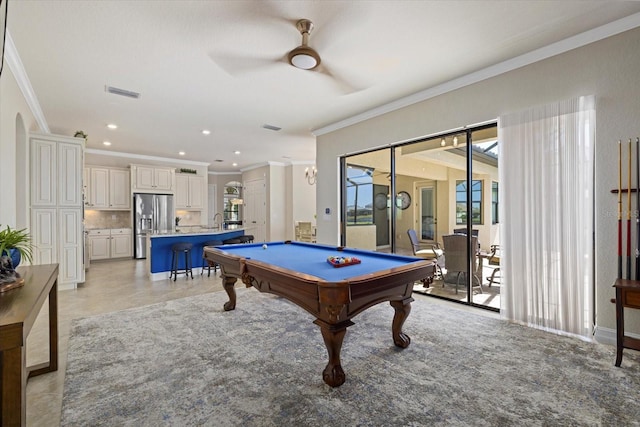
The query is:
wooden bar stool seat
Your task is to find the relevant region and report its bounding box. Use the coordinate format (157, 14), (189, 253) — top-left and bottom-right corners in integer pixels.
(170, 242), (193, 281)
(201, 240), (223, 277)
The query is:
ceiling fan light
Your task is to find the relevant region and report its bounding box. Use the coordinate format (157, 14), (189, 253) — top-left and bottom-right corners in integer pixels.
(291, 53), (317, 69)
(288, 46), (320, 70)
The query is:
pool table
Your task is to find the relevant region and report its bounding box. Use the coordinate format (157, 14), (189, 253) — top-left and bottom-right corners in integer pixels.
(204, 241), (435, 387)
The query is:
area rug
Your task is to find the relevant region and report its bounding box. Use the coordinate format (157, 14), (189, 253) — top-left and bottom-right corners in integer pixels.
(61, 288), (640, 426)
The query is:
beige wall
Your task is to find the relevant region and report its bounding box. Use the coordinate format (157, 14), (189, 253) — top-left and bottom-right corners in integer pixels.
(0, 66), (39, 228)
(288, 163), (317, 240)
(316, 27), (640, 341)
(240, 163), (316, 242)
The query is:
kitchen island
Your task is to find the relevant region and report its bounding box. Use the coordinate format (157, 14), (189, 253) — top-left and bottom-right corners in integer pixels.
(147, 227), (246, 280)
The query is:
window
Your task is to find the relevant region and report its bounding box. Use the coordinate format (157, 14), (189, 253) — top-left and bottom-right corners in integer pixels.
(223, 182), (242, 224)
(456, 180), (482, 224)
(346, 165), (374, 225)
(492, 181), (499, 224)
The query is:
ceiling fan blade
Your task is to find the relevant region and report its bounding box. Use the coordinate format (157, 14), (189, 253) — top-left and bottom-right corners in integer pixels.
(209, 52), (288, 76)
(314, 62), (368, 95)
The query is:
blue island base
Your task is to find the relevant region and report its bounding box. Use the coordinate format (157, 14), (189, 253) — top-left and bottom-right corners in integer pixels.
(149, 230), (245, 281)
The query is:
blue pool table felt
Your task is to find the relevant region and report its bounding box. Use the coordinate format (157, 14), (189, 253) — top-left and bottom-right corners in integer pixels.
(218, 241), (422, 282)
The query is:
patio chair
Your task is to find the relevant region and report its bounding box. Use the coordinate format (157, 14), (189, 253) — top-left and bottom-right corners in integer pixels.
(453, 228), (479, 237)
(296, 221), (314, 242)
(442, 234), (483, 294)
(486, 244), (501, 286)
(407, 229), (443, 281)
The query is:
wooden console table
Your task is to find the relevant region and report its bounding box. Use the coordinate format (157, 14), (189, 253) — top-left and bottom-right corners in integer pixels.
(613, 278), (640, 367)
(0, 264), (59, 427)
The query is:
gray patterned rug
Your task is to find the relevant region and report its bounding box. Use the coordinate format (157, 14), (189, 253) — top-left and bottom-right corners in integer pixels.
(61, 288), (640, 426)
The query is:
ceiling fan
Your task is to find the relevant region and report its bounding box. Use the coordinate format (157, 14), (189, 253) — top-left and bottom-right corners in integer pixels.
(211, 18), (365, 94)
(288, 19), (321, 70)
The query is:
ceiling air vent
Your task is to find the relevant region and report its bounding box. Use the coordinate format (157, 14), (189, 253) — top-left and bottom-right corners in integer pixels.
(262, 124), (281, 131)
(105, 85), (141, 99)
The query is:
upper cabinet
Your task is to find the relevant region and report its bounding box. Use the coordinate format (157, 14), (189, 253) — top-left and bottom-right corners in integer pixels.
(31, 136), (83, 207)
(85, 166), (131, 210)
(131, 164), (175, 192)
(175, 174), (205, 209)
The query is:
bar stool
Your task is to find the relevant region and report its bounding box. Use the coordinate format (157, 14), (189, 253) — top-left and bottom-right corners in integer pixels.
(239, 235), (254, 243)
(201, 240), (223, 277)
(170, 242), (193, 281)
(223, 238), (242, 245)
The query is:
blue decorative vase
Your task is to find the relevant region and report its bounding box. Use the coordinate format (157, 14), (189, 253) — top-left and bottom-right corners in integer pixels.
(8, 248), (21, 268)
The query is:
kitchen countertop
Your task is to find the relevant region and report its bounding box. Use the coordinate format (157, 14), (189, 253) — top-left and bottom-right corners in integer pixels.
(150, 226), (246, 238)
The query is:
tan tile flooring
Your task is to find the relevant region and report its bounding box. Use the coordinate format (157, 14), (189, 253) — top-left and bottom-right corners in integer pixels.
(23, 258), (498, 426)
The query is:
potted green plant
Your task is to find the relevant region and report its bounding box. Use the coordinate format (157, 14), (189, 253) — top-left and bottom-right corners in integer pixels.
(0, 225), (33, 267)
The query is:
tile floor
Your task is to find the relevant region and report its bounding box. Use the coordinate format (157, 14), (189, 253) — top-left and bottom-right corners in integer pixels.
(24, 258), (497, 426)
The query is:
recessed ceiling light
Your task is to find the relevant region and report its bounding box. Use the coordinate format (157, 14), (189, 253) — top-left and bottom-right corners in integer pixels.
(178, 151), (185, 156)
(202, 130), (211, 135)
(282, 155), (291, 159)
(107, 123), (118, 129)
(232, 162), (238, 167)
(103, 141), (112, 146)
(234, 151), (241, 155)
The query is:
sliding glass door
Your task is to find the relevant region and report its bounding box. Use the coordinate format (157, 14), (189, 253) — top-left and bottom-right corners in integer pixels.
(343, 150), (391, 252)
(340, 123), (499, 312)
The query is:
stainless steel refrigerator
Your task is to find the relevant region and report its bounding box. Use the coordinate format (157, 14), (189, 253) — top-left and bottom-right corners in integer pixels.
(134, 193), (174, 259)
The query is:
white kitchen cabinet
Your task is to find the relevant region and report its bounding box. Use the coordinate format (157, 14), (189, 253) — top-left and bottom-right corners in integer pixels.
(88, 230), (110, 260)
(131, 164), (174, 192)
(109, 168), (131, 209)
(58, 209), (84, 283)
(30, 133), (85, 287)
(89, 167), (109, 208)
(110, 228), (133, 258)
(175, 174), (204, 209)
(85, 166), (130, 209)
(31, 137), (83, 207)
(30, 208), (57, 265)
(88, 228), (132, 260)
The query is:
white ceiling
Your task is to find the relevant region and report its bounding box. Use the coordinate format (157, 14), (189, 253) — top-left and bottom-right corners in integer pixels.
(7, 1), (640, 172)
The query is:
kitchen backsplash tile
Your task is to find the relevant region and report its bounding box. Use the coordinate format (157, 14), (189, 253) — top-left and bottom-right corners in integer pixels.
(85, 210), (132, 229)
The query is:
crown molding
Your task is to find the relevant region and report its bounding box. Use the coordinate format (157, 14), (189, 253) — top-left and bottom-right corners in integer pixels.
(239, 161), (289, 172)
(4, 30), (50, 133)
(85, 148), (210, 167)
(313, 12), (640, 136)
(288, 160), (315, 166)
(207, 171), (242, 176)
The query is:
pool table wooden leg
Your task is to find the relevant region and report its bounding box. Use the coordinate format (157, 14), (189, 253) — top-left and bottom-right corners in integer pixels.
(314, 319), (354, 387)
(221, 275), (238, 311)
(390, 297), (414, 348)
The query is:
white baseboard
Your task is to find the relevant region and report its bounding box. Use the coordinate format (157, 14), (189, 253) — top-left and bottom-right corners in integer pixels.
(593, 325), (640, 346)
(593, 326), (616, 346)
(59, 282), (77, 291)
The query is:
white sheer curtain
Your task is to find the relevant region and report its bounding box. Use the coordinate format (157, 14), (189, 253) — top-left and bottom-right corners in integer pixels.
(499, 96), (595, 338)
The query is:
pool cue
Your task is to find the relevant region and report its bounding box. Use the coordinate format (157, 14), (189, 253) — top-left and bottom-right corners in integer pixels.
(618, 140), (623, 279)
(636, 137), (640, 280)
(627, 138), (633, 279)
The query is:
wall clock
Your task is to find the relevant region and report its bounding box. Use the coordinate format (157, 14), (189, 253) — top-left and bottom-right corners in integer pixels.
(374, 193), (388, 210)
(396, 191), (411, 210)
